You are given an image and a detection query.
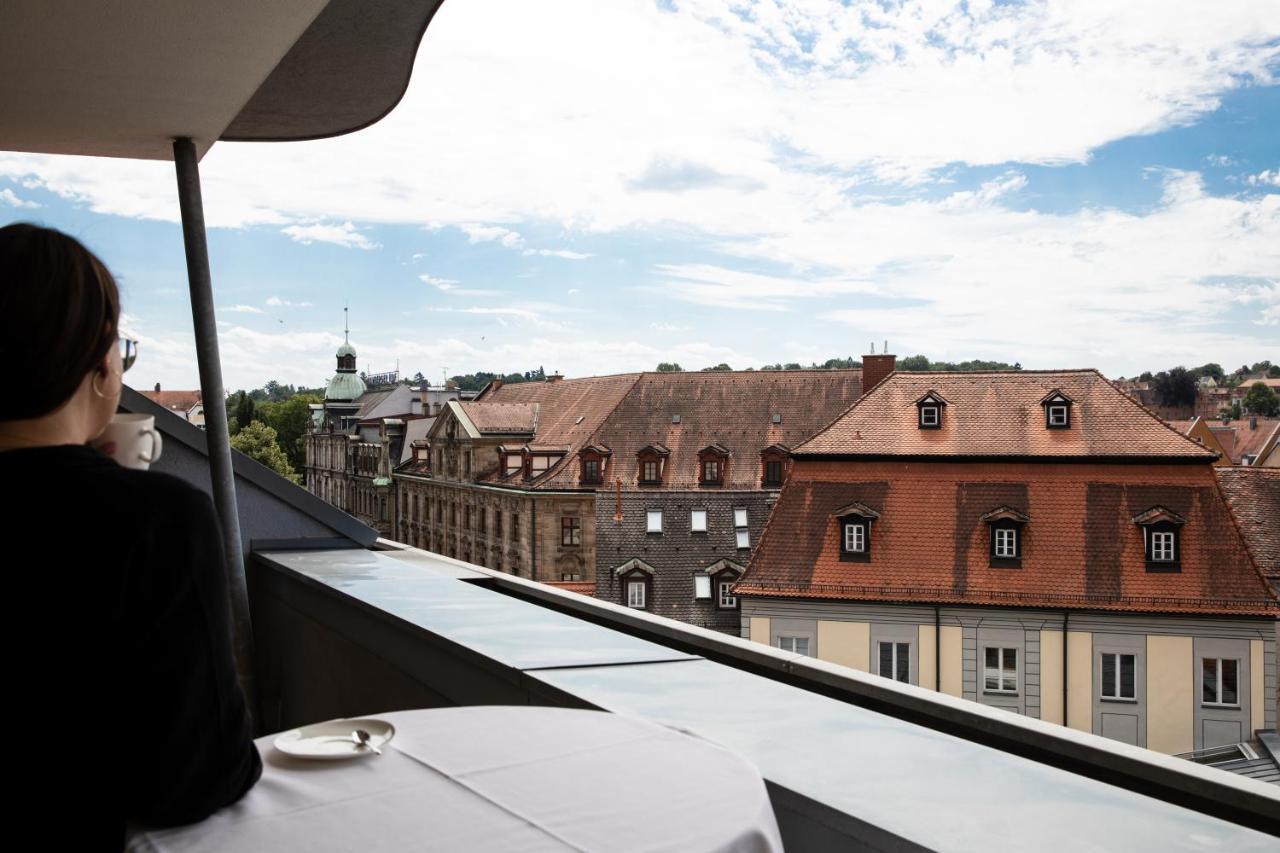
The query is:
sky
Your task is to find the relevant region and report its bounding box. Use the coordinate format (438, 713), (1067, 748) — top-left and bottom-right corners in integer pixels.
(1, 0), (1278, 393)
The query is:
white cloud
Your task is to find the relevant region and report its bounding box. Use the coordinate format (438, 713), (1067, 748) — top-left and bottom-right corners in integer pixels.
(455, 223), (523, 248)
(1234, 280), (1280, 326)
(1206, 154), (1238, 167)
(523, 248), (594, 259)
(649, 322), (689, 333)
(221, 304), (264, 314)
(567, 288), (580, 294)
(419, 273), (460, 291)
(281, 221), (379, 250)
(266, 296), (313, 308)
(0, 187), (39, 208)
(1246, 169), (1280, 188)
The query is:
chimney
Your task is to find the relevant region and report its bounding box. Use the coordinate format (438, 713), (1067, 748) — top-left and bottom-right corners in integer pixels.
(862, 349), (896, 394)
(546, 372), (564, 383)
(490, 378), (503, 393)
(1249, 416), (1257, 430)
(154, 382), (161, 392)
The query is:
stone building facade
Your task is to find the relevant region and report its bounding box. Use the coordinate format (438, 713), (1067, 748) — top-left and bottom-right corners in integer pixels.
(582, 367), (872, 632)
(737, 369), (1280, 753)
(391, 373), (641, 582)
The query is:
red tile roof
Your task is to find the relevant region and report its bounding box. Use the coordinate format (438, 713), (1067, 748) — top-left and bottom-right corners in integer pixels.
(1226, 419), (1280, 464)
(798, 370), (1214, 460)
(737, 460), (1279, 616)
(1215, 468), (1280, 585)
(141, 389), (201, 411)
(536, 370), (864, 490)
(459, 402), (540, 434)
(543, 580), (595, 597)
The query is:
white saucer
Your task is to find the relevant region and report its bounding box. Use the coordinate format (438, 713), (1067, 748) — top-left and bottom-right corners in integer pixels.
(273, 718), (396, 760)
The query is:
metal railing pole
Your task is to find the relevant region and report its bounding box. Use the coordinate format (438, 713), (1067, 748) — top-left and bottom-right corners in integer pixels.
(172, 137), (256, 711)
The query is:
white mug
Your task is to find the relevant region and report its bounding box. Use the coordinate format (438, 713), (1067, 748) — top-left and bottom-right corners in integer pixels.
(93, 413), (164, 470)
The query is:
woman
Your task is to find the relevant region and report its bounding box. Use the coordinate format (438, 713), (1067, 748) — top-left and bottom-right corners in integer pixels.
(0, 223), (261, 849)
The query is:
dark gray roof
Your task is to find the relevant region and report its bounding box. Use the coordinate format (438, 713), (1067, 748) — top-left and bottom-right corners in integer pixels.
(120, 385), (377, 548)
(357, 384), (416, 422)
(223, 0), (445, 142)
(400, 416), (435, 464)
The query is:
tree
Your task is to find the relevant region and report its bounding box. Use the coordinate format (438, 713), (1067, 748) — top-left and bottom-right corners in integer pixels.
(655, 362), (684, 372)
(1250, 360), (1273, 376)
(227, 391), (257, 436)
(898, 355), (930, 371)
(1191, 363), (1224, 383)
(411, 371), (426, 384)
(1270, 365), (1280, 378)
(1138, 371), (1153, 383)
(230, 420), (298, 482)
(1151, 367), (1197, 408)
(701, 363), (732, 372)
(260, 393), (322, 471)
(1243, 382), (1280, 417)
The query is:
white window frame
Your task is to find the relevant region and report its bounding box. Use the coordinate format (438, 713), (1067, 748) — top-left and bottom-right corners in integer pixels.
(627, 580), (646, 609)
(1048, 405), (1068, 426)
(983, 646), (1019, 694)
(717, 579), (737, 608)
(994, 527), (1017, 558)
(1201, 657), (1240, 707)
(733, 507), (748, 528)
(646, 509), (663, 534)
(693, 574), (712, 599)
(735, 528), (750, 549)
(777, 636), (810, 656)
(878, 641), (911, 683)
(844, 522), (865, 553)
(1100, 652), (1137, 702)
(690, 509), (708, 533)
(1151, 530), (1175, 562)
(920, 406), (939, 426)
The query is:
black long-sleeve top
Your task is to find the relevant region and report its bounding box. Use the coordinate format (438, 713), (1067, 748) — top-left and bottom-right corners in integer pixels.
(0, 444), (262, 849)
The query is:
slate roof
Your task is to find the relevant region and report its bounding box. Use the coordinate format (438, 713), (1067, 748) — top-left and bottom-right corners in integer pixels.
(798, 370), (1214, 460)
(355, 384), (416, 422)
(737, 460), (1279, 617)
(1215, 467), (1280, 587)
(459, 402), (540, 435)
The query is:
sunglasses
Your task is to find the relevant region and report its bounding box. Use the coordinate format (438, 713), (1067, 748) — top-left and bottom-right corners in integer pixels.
(119, 336), (138, 373)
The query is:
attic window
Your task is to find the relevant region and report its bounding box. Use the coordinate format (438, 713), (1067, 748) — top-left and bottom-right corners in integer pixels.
(834, 501), (880, 563)
(503, 452), (523, 476)
(672, 414), (681, 424)
(698, 444), (730, 486)
(915, 392), (947, 429)
(637, 444), (670, 486)
(1133, 506), (1185, 572)
(1041, 390), (1074, 429)
(982, 506), (1029, 568)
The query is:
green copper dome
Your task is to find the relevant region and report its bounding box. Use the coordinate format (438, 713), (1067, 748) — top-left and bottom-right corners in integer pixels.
(325, 372), (366, 401)
(337, 341), (357, 358)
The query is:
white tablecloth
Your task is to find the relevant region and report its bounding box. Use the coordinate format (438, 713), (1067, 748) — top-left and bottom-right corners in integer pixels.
(126, 706), (783, 852)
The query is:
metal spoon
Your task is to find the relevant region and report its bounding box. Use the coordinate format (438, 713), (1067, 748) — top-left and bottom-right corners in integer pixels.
(352, 729), (382, 755)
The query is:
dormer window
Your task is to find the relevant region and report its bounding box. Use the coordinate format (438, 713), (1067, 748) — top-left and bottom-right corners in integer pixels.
(697, 444), (730, 486)
(614, 558), (655, 610)
(981, 506), (1029, 568)
(637, 444), (670, 486)
(1041, 390), (1074, 429)
(915, 391), (948, 430)
(499, 446), (523, 477)
(834, 501), (880, 562)
(579, 444), (611, 485)
(760, 444), (790, 487)
(1133, 506), (1185, 572)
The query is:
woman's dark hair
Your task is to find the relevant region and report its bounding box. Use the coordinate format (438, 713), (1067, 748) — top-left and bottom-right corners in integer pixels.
(0, 223), (120, 421)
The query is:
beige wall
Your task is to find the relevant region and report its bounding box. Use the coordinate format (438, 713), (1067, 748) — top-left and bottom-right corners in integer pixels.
(749, 617), (770, 646)
(1251, 638), (1265, 735)
(918, 624), (937, 690)
(1066, 631), (1092, 732)
(1147, 635), (1193, 755)
(940, 625), (963, 697)
(1039, 630), (1064, 725)
(818, 620), (869, 671)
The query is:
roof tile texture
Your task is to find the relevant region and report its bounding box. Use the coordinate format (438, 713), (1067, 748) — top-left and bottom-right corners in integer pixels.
(738, 460), (1279, 616)
(538, 370), (864, 490)
(799, 370), (1214, 459)
(459, 402), (540, 434)
(1215, 467), (1280, 583)
(140, 390), (201, 411)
